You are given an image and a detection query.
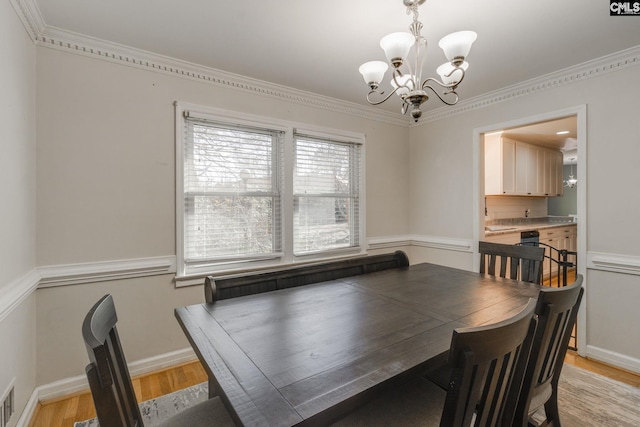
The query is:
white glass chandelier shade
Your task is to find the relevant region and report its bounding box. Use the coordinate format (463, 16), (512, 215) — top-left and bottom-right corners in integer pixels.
(438, 31), (477, 63)
(380, 32), (415, 66)
(358, 61), (389, 86)
(390, 74), (415, 97)
(436, 61), (469, 85)
(358, 0), (478, 122)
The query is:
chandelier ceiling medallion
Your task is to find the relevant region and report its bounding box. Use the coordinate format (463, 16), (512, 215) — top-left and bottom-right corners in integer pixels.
(358, 0), (477, 122)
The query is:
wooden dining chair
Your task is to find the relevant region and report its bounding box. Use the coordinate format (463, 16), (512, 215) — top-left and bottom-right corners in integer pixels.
(505, 275), (584, 427)
(479, 241), (545, 284)
(82, 294), (235, 427)
(333, 299), (538, 427)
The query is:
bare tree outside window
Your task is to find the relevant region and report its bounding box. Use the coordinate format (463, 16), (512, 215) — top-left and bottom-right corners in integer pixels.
(294, 136), (361, 254)
(184, 121), (282, 263)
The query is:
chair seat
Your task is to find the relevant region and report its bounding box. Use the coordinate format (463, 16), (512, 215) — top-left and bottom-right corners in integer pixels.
(158, 396), (235, 427)
(527, 382), (553, 416)
(331, 378), (445, 427)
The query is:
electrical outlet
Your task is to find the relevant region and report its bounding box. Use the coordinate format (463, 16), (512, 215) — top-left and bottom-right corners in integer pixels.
(0, 380), (14, 427)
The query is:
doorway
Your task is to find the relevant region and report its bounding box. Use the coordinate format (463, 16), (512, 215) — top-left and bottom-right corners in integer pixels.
(472, 105), (587, 355)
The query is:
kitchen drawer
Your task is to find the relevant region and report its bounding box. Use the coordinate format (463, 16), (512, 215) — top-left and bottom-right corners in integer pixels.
(483, 232), (520, 245)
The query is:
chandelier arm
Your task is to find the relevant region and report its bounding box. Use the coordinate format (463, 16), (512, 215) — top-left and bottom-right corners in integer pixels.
(422, 84), (460, 106)
(420, 66), (467, 92)
(365, 88), (402, 105)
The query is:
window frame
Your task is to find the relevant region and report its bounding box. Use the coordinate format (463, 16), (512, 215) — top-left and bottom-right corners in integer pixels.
(175, 102), (366, 284)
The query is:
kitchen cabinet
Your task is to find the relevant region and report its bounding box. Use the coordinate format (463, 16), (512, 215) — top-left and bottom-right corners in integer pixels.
(543, 149), (564, 197)
(485, 135), (563, 197)
(483, 231), (520, 245)
(540, 225), (576, 276)
(485, 134), (515, 195)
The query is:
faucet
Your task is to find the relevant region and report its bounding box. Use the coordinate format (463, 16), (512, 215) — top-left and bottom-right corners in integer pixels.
(525, 209), (530, 218)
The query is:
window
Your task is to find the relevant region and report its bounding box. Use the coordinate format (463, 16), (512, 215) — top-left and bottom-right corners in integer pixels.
(176, 103), (365, 279)
(294, 133), (361, 255)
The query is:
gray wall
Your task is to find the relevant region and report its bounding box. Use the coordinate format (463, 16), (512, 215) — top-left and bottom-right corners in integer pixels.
(548, 164), (578, 216)
(408, 62), (640, 369)
(0, 1), (37, 425)
(34, 46), (411, 385)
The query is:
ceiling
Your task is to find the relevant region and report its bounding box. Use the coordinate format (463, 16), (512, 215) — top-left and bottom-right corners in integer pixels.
(32, 0), (640, 118)
(502, 116), (578, 164)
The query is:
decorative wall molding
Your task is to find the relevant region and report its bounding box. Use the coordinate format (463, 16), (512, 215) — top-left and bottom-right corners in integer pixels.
(410, 235), (473, 252)
(587, 345), (640, 375)
(587, 251), (640, 276)
(12, 0), (640, 129)
(367, 235), (413, 251)
(0, 270), (39, 323)
(9, 0), (44, 42)
(368, 234), (472, 253)
(420, 45), (640, 124)
(38, 256), (177, 288)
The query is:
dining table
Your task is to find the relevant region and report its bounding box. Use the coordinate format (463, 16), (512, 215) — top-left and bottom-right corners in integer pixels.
(175, 262), (541, 426)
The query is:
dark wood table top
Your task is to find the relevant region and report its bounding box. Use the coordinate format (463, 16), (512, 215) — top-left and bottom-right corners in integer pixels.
(175, 262), (541, 427)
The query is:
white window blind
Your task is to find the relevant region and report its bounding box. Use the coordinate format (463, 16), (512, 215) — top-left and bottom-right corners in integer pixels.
(293, 133), (361, 255)
(183, 116), (284, 266)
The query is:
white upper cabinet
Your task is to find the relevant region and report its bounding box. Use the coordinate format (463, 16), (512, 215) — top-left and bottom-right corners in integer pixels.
(485, 134), (515, 195)
(485, 135), (563, 197)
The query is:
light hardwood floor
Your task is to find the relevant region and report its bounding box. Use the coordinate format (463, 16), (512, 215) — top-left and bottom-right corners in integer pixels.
(29, 361), (208, 427)
(29, 354), (640, 427)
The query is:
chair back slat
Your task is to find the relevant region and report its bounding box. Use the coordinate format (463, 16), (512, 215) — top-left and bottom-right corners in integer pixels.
(506, 275), (584, 426)
(82, 294), (144, 427)
(440, 299), (537, 427)
(479, 241), (545, 284)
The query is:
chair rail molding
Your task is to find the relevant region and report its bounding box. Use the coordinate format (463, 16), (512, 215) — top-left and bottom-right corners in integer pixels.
(0, 269), (40, 323)
(410, 235), (473, 252)
(37, 256), (177, 288)
(587, 251), (640, 276)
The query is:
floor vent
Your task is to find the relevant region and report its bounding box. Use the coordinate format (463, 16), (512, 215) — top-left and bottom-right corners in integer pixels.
(0, 380), (14, 427)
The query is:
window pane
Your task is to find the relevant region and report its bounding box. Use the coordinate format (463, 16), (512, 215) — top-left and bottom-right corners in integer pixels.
(184, 118), (283, 264)
(186, 123), (275, 193)
(294, 196), (353, 253)
(294, 135), (361, 255)
(186, 195), (279, 261)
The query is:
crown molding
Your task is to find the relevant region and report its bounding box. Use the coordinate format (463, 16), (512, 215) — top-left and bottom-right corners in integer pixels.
(419, 45), (640, 124)
(10, 0), (408, 127)
(11, 0), (640, 128)
(9, 0), (44, 42)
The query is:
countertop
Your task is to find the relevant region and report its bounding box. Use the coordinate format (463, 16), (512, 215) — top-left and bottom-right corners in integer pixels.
(484, 218), (576, 236)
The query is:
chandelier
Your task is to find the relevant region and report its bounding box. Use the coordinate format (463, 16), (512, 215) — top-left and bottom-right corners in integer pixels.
(564, 158), (578, 188)
(358, 0), (477, 122)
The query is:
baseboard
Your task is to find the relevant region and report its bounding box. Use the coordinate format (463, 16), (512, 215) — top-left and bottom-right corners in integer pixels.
(17, 347), (198, 426)
(586, 345), (640, 375)
(15, 389), (39, 427)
